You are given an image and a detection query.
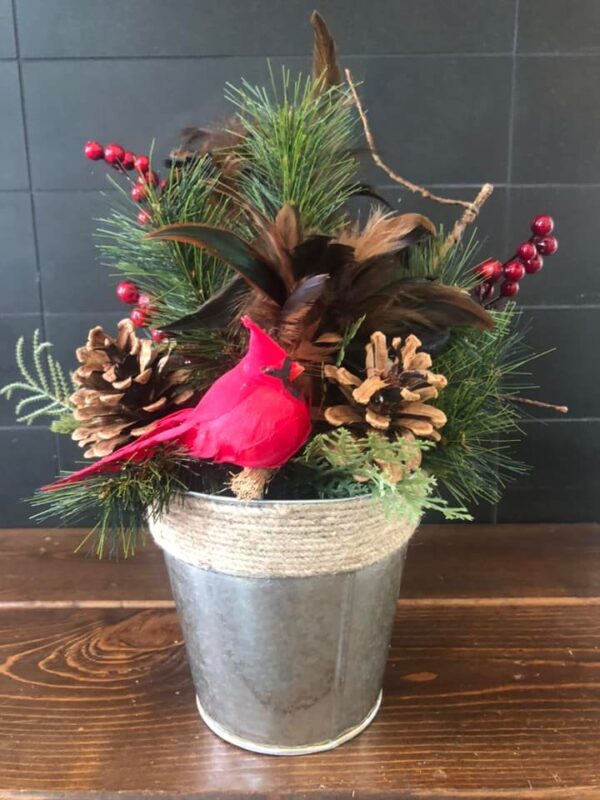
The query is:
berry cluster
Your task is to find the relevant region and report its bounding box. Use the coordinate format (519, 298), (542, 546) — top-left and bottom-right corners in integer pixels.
(115, 280), (166, 341)
(474, 214), (558, 303)
(84, 140), (164, 223)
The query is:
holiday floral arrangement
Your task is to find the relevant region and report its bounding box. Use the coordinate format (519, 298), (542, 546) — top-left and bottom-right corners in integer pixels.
(2, 14), (566, 557)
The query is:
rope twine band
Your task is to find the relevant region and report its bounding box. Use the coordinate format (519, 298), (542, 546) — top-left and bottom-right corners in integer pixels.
(149, 492), (419, 578)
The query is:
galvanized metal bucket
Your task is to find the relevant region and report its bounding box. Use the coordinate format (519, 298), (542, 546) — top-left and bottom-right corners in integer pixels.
(149, 492), (418, 755)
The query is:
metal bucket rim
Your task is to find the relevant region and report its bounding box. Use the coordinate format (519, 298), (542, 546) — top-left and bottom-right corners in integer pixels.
(184, 489), (372, 510)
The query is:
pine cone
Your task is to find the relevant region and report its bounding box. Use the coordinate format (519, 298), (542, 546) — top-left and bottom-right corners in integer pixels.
(323, 332), (448, 442)
(70, 320), (195, 458)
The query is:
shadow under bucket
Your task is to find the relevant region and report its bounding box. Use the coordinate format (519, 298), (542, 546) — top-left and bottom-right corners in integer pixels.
(150, 492), (417, 755)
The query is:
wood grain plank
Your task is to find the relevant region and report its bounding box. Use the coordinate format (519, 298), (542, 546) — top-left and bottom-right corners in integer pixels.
(1, 524), (599, 605)
(0, 604), (598, 797)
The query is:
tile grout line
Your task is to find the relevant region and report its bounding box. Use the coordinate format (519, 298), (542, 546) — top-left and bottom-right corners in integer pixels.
(506, 0), (520, 189)
(491, 0), (521, 527)
(10, 0), (61, 474)
(10, 0), (44, 334)
(4, 183), (600, 194)
(7, 52), (600, 62)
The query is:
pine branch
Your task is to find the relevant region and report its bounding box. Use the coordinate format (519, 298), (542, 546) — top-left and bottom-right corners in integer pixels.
(225, 68), (359, 232)
(0, 331), (73, 425)
(97, 155), (236, 328)
(424, 303), (539, 505)
(32, 449), (196, 558)
(404, 227), (482, 289)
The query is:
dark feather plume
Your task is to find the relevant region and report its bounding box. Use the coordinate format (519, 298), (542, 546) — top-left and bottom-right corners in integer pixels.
(277, 273), (329, 347)
(311, 11), (341, 91)
(162, 278), (248, 333)
(333, 277), (494, 336)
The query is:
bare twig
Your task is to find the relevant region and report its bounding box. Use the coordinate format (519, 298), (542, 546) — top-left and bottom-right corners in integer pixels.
(345, 69), (475, 211)
(506, 395), (569, 414)
(441, 182), (494, 255)
(344, 68), (494, 251)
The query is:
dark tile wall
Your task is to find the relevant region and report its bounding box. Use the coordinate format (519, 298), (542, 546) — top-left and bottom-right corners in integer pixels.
(0, 0), (597, 525)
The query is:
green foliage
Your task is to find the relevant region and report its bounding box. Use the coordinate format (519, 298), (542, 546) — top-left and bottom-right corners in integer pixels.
(50, 412), (79, 435)
(292, 428), (471, 522)
(336, 315), (366, 366)
(405, 228), (481, 289)
(97, 155), (233, 328)
(425, 303), (537, 506)
(0, 331), (73, 424)
(226, 69), (359, 233)
(32, 450), (195, 558)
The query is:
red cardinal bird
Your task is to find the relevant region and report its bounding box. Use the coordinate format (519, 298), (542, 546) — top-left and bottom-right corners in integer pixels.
(43, 316), (311, 490)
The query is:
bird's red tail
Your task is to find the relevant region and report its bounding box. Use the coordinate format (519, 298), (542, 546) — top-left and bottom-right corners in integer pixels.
(42, 408), (194, 491)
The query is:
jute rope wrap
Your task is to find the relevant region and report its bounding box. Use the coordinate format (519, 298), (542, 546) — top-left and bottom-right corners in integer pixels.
(149, 492), (418, 578)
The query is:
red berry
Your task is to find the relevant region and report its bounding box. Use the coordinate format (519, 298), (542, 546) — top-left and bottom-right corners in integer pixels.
(136, 209), (151, 225)
(138, 169), (159, 187)
(130, 183), (146, 203)
(516, 241), (537, 261)
(535, 235), (558, 256)
(151, 328), (167, 343)
(524, 253), (544, 274)
(500, 280), (520, 297)
(134, 154), (150, 173)
(130, 306), (150, 327)
(474, 258), (503, 283)
(137, 293), (153, 308)
(121, 151), (136, 170)
(84, 140), (104, 160)
(116, 280), (139, 305)
(104, 143), (125, 166)
(503, 260), (526, 282)
(159, 178), (168, 191)
(530, 214), (554, 236)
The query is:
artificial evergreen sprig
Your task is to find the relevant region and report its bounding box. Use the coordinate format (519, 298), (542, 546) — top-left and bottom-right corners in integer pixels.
(225, 69), (359, 233)
(405, 228), (482, 289)
(0, 331), (73, 425)
(31, 449), (196, 558)
(298, 428), (470, 522)
(98, 155), (235, 327)
(424, 303), (536, 505)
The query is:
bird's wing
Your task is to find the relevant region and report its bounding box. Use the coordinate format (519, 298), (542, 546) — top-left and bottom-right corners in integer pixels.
(190, 383), (310, 468)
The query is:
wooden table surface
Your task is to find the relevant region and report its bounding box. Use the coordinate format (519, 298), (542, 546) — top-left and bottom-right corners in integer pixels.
(1, 523), (599, 799)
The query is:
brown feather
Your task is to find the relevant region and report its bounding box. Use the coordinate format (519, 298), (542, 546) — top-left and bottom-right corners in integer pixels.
(277, 274), (329, 347)
(311, 11), (341, 90)
(337, 209), (436, 262)
(275, 204), (304, 251)
(351, 282), (494, 335)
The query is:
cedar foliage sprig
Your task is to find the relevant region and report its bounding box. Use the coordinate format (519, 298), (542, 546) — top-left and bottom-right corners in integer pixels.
(0, 331), (73, 425)
(31, 449), (195, 558)
(226, 69), (359, 232)
(297, 428), (471, 522)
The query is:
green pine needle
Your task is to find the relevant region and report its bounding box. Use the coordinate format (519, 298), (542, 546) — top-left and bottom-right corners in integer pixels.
(32, 450), (196, 558)
(97, 155), (235, 328)
(226, 68), (359, 233)
(0, 331), (73, 425)
(424, 303), (538, 506)
(405, 227), (482, 288)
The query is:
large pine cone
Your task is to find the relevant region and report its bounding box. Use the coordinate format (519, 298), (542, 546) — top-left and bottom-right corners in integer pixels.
(70, 320), (195, 458)
(324, 331), (448, 441)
